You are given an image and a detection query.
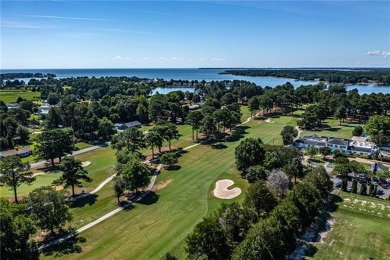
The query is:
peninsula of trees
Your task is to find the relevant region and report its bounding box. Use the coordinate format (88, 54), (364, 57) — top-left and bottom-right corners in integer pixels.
(220, 69), (390, 85)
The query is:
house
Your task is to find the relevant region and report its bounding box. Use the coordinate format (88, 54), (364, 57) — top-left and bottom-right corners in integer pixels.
(294, 135), (379, 156)
(6, 103), (19, 109)
(114, 121), (142, 131)
(0, 146), (33, 159)
(326, 137), (350, 153)
(348, 140), (379, 155)
(294, 134), (328, 149)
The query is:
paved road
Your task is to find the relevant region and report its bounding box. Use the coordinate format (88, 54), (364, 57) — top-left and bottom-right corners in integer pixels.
(30, 143), (109, 169)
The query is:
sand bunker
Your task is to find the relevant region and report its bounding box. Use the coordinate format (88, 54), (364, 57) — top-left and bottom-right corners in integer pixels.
(265, 118), (274, 123)
(213, 179), (241, 199)
(33, 172), (45, 177)
(81, 161), (91, 167)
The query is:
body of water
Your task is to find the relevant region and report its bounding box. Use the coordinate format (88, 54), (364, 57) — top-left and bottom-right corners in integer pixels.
(1, 68), (389, 94)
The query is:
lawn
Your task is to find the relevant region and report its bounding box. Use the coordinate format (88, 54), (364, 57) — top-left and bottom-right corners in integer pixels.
(41, 112), (297, 259)
(74, 142), (94, 151)
(301, 118), (362, 139)
(0, 89), (41, 103)
(309, 192), (390, 260)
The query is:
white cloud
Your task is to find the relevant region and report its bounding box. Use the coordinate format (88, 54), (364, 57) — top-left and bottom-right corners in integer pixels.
(367, 50), (390, 58)
(139, 57), (151, 61)
(159, 57), (168, 60)
(113, 56), (130, 60)
(20, 14), (120, 22)
(211, 57), (226, 61)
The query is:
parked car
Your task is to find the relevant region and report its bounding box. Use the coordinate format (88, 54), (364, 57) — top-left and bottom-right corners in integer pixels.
(377, 190), (384, 195)
(335, 182), (341, 188)
(347, 186), (352, 192)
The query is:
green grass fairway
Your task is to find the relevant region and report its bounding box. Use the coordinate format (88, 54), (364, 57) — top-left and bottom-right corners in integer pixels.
(310, 193), (390, 260)
(0, 173), (62, 200)
(301, 118), (363, 139)
(41, 113), (297, 259)
(0, 90), (41, 103)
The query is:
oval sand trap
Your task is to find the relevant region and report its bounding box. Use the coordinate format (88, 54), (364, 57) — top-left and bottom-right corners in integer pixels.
(213, 179), (242, 199)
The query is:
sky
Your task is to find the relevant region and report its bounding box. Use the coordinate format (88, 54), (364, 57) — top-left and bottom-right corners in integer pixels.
(1, 0), (390, 69)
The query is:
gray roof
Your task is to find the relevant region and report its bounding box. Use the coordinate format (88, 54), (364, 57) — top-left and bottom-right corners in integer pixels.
(327, 138), (349, 146)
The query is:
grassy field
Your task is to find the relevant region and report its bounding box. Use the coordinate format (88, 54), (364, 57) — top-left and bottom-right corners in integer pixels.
(0, 89), (41, 103)
(309, 192), (390, 260)
(41, 111), (297, 259)
(301, 118), (362, 139)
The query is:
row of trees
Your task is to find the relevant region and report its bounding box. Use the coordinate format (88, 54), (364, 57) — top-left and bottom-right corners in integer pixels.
(222, 69), (390, 85)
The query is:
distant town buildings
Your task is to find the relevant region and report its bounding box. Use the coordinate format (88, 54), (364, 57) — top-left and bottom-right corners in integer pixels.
(294, 134), (380, 156)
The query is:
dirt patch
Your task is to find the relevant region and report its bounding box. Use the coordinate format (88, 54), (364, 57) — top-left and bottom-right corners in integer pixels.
(152, 179), (173, 191)
(213, 179), (241, 199)
(54, 185), (64, 191)
(81, 161), (91, 167)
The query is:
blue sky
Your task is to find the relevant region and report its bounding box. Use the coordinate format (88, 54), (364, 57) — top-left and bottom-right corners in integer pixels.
(1, 1), (389, 69)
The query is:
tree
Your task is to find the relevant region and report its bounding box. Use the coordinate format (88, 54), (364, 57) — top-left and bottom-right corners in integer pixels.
(145, 129), (163, 158)
(160, 152), (178, 170)
(306, 146), (318, 158)
(360, 182), (367, 196)
(352, 125), (363, 137)
(267, 170), (290, 198)
(0, 200), (38, 259)
(341, 178), (348, 192)
(235, 138), (265, 174)
(283, 157), (304, 184)
(47, 93), (60, 105)
(111, 127), (146, 157)
(0, 157), (35, 203)
(28, 187), (72, 235)
(263, 151), (281, 170)
(319, 146), (331, 160)
(365, 115), (390, 146)
(186, 216), (230, 259)
(16, 125), (30, 144)
(164, 123), (181, 151)
(217, 203), (254, 248)
(248, 96), (260, 118)
(35, 128), (74, 167)
(98, 117), (115, 140)
(120, 158), (150, 193)
(187, 110), (203, 140)
(243, 181), (278, 218)
(372, 185), (377, 197)
(201, 115), (217, 138)
(245, 165), (268, 183)
(58, 156), (91, 196)
(351, 179), (357, 193)
(368, 183), (375, 196)
(280, 125), (298, 145)
(113, 177), (125, 204)
(334, 106), (346, 126)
